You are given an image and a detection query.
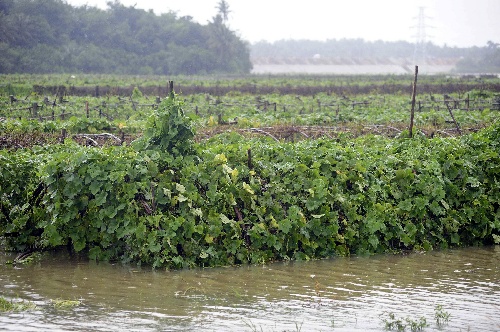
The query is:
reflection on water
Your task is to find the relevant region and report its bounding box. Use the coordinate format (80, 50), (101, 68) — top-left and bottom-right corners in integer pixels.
(1, 246), (499, 331)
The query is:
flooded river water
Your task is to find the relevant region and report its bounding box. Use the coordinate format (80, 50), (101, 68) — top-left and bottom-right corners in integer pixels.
(1, 246), (499, 331)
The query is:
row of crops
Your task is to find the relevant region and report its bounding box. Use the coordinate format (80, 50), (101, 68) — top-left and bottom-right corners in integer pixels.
(1, 74), (499, 269)
(2, 82), (499, 147)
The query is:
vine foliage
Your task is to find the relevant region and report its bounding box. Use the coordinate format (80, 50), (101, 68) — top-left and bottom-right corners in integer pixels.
(0, 121), (499, 269)
(132, 88), (195, 157)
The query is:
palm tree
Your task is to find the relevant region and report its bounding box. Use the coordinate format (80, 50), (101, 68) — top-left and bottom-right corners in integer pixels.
(215, 0), (230, 23)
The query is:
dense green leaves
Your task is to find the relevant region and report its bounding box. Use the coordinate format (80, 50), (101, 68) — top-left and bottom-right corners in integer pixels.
(132, 92), (195, 156)
(1, 123), (499, 268)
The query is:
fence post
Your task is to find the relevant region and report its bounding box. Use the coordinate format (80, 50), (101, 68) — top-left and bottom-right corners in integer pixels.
(32, 102), (38, 117)
(169, 81), (174, 96)
(409, 65), (418, 138)
(60, 129), (67, 142)
(247, 148), (253, 169)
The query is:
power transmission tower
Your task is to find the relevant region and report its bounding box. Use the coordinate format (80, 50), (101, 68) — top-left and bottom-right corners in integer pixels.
(412, 7), (433, 65)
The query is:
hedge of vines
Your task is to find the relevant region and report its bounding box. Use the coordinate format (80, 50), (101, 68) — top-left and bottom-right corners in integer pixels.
(1, 94), (499, 269)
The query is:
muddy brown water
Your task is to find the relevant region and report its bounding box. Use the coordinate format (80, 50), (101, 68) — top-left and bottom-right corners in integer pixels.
(1, 246), (499, 331)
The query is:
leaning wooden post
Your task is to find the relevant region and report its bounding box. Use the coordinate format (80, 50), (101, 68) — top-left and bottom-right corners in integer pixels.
(409, 65), (418, 138)
(444, 98), (462, 135)
(86, 101), (89, 118)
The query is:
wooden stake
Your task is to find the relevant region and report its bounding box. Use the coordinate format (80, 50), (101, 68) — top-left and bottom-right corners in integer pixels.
(61, 129), (67, 142)
(409, 65), (418, 138)
(32, 102), (38, 117)
(169, 81), (174, 97)
(247, 148), (253, 169)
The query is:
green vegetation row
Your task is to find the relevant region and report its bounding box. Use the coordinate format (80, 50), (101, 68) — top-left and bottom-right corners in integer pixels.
(1, 83), (498, 147)
(2, 73), (500, 97)
(1, 94), (499, 269)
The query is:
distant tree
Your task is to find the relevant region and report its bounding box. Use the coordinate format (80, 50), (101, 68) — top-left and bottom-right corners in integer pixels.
(486, 40), (499, 49)
(455, 41), (500, 73)
(215, 0), (231, 23)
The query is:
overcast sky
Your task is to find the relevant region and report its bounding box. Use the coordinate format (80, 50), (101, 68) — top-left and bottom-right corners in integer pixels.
(65, 0), (499, 47)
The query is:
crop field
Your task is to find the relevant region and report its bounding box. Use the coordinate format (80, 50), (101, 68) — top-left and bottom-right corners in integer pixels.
(1, 74), (499, 269)
(1, 74), (499, 148)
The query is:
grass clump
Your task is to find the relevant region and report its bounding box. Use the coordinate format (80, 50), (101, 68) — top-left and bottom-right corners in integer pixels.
(0, 296), (36, 312)
(51, 299), (81, 309)
(381, 312), (427, 331)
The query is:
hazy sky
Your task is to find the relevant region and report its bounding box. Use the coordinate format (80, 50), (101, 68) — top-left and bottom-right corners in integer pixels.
(65, 0), (499, 47)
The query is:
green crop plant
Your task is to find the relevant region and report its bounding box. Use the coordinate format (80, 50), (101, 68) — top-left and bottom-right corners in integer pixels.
(132, 90), (195, 157)
(381, 312), (428, 331)
(434, 304), (451, 327)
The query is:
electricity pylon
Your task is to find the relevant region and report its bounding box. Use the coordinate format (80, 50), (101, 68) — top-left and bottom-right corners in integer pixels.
(412, 7), (433, 65)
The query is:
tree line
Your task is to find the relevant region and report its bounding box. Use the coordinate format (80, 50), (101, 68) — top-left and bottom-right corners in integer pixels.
(252, 39), (500, 73)
(0, 0), (498, 75)
(0, 0), (252, 75)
